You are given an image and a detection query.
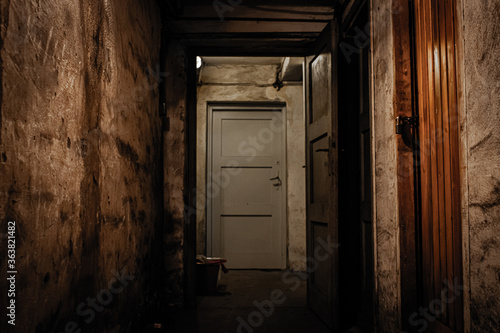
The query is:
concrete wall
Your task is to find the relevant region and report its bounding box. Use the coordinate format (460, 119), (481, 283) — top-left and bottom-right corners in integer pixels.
(163, 41), (188, 307)
(461, 0), (500, 330)
(370, 1), (401, 331)
(0, 0), (162, 331)
(196, 63), (307, 271)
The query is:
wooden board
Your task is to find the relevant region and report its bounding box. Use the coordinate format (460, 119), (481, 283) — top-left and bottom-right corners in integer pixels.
(398, 0), (463, 331)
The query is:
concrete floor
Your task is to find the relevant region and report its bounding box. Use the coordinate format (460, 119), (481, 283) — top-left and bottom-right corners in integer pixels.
(146, 270), (332, 332)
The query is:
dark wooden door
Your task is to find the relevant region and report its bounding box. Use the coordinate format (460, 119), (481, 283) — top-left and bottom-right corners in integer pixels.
(305, 22), (339, 330)
(413, 0), (463, 332)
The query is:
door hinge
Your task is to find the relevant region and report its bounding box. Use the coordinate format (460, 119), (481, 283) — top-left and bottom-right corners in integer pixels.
(395, 115), (419, 134)
(162, 116), (170, 132)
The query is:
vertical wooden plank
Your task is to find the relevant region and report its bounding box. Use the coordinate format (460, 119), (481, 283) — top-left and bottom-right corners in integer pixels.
(444, 0), (464, 330)
(393, 0), (418, 328)
(421, 0), (434, 308)
(429, 0), (442, 310)
(415, 0), (433, 310)
(435, 0), (450, 322)
(437, 0), (454, 324)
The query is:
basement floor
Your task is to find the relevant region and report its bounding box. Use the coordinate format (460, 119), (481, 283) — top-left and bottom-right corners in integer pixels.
(144, 270), (333, 332)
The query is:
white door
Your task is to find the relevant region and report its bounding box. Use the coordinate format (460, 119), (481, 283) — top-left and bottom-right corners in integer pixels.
(208, 105), (286, 269)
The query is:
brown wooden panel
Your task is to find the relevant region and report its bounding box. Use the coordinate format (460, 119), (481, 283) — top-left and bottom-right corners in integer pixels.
(312, 222), (330, 294)
(310, 53), (332, 122)
(311, 135), (330, 204)
(412, 0), (463, 331)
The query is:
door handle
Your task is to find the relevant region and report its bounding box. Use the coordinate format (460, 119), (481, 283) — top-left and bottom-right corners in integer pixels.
(270, 176), (282, 187)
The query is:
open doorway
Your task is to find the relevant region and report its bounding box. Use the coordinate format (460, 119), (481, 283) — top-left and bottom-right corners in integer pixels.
(179, 7), (374, 331)
(193, 56), (327, 332)
(188, 14), (374, 330)
(195, 56), (306, 271)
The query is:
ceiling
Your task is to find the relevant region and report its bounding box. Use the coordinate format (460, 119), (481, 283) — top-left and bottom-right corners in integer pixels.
(202, 56), (283, 65)
(159, 0), (343, 56)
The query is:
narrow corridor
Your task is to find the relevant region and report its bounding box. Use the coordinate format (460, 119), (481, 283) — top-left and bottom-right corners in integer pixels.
(146, 270), (332, 333)
(0, 0), (498, 331)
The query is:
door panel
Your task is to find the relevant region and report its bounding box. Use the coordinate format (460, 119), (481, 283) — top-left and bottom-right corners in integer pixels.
(311, 134), (330, 203)
(414, 0), (463, 331)
(312, 223), (330, 294)
(209, 107), (285, 269)
(222, 216), (273, 253)
(311, 55), (332, 122)
(221, 119), (274, 157)
(305, 22), (339, 330)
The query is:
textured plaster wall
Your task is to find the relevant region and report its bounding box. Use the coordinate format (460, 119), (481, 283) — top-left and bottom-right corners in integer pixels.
(370, 0), (401, 331)
(163, 41), (187, 307)
(462, 0), (500, 330)
(196, 64), (307, 271)
(0, 0), (162, 331)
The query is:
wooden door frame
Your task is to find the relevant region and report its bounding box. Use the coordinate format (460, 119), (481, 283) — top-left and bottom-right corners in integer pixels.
(180, 4), (338, 307)
(205, 102), (288, 269)
(393, 0), (420, 328)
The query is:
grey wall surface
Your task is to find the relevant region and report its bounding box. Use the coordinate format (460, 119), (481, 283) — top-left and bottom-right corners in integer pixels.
(370, 1), (401, 331)
(196, 63), (307, 271)
(462, 0), (500, 330)
(0, 0), (162, 331)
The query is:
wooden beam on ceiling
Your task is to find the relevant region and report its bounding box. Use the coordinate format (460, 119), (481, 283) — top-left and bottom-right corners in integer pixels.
(187, 38), (314, 47)
(167, 32), (320, 40)
(190, 45), (311, 57)
(186, 39), (316, 56)
(160, 0), (342, 57)
(182, 0), (336, 5)
(174, 5), (335, 22)
(166, 20), (328, 34)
